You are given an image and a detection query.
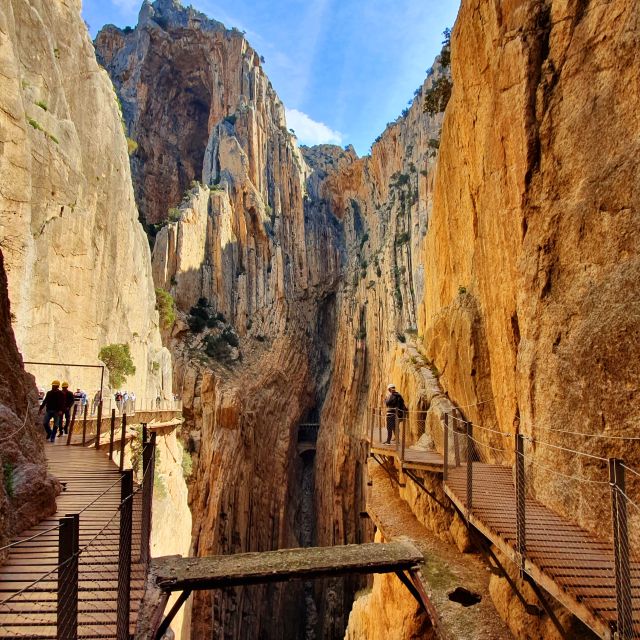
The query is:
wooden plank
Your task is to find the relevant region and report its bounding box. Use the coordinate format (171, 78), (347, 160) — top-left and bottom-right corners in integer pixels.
(154, 541), (423, 592)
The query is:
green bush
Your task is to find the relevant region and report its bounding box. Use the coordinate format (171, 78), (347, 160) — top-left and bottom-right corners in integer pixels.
(204, 334), (228, 358)
(188, 314), (206, 333)
(424, 77), (453, 116)
(222, 327), (239, 348)
(99, 343), (136, 388)
(181, 449), (193, 479)
(126, 137), (138, 155)
(35, 100), (48, 111)
(167, 208), (181, 223)
(27, 117), (43, 132)
(155, 288), (176, 330)
(396, 232), (410, 245)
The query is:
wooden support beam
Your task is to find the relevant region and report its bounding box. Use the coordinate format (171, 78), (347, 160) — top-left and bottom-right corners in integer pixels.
(153, 541), (423, 592)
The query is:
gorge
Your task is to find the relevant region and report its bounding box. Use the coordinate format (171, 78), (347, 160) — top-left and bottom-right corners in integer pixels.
(0, 0), (639, 639)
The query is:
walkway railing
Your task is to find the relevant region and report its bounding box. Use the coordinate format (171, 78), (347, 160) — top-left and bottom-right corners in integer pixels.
(440, 414), (640, 639)
(0, 426), (157, 639)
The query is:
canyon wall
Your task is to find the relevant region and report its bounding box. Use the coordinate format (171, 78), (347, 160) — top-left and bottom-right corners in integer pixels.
(97, 2), (344, 637)
(96, 0), (639, 638)
(423, 0), (640, 532)
(317, 0), (640, 638)
(0, 249), (58, 550)
(0, 0), (170, 399)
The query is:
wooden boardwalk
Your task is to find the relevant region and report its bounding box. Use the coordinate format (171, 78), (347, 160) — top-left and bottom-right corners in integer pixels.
(0, 442), (144, 639)
(445, 463), (639, 639)
(370, 435), (444, 473)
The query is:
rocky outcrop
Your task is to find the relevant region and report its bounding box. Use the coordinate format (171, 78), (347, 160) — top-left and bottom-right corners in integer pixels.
(96, 0), (287, 227)
(0, 0), (171, 398)
(0, 249), (58, 551)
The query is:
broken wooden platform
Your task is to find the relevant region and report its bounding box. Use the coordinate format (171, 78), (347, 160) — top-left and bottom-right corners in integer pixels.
(137, 541), (423, 639)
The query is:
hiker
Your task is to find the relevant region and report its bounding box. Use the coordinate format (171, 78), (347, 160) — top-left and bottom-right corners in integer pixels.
(91, 390), (101, 416)
(39, 380), (65, 442)
(129, 391), (136, 413)
(74, 388), (86, 413)
(384, 383), (407, 445)
(60, 382), (75, 436)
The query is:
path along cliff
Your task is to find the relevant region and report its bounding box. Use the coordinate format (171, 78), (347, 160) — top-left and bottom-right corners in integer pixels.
(0, 0), (634, 638)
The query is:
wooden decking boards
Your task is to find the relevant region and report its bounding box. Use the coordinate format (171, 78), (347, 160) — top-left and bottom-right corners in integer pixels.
(445, 463), (639, 639)
(0, 442), (144, 639)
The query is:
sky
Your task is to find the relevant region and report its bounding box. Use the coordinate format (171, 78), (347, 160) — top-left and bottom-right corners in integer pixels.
(82, 0), (460, 156)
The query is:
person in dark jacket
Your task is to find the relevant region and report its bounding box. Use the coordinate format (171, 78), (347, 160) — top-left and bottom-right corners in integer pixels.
(60, 381), (75, 436)
(384, 383), (407, 445)
(39, 380), (65, 442)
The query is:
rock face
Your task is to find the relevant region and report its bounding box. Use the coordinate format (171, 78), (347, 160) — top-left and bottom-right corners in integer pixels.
(96, 0), (284, 227)
(423, 0), (640, 535)
(97, 0), (639, 638)
(316, 0), (640, 638)
(0, 0), (171, 399)
(99, 2), (345, 638)
(0, 249), (58, 551)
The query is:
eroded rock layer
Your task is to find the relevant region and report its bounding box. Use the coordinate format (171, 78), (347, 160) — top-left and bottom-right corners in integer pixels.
(0, 249), (57, 550)
(0, 0), (170, 397)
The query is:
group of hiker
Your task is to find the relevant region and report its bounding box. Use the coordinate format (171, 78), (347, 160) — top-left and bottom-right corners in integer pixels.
(38, 380), (88, 442)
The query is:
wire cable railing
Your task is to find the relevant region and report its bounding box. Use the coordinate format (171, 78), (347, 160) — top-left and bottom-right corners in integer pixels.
(0, 418), (157, 639)
(367, 400), (640, 638)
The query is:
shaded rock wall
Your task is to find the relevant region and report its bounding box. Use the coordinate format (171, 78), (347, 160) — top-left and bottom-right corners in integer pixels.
(0, 0), (170, 398)
(0, 249), (58, 551)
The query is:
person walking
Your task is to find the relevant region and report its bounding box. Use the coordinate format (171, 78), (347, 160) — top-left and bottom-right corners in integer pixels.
(91, 390), (101, 416)
(60, 382), (75, 436)
(384, 383), (407, 445)
(39, 380), (65, 442)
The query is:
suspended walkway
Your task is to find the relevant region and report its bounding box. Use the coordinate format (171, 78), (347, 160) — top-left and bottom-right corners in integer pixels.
(0, 414), (160, 639)
(368, 405), (640, 639)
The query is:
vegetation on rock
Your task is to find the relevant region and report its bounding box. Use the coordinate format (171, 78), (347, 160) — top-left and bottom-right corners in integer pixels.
(155, 288), (176, 330)
(98, 343), (136, 388)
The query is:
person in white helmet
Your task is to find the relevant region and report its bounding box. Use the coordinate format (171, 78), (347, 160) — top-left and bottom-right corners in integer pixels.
(384, 383), (407, 444)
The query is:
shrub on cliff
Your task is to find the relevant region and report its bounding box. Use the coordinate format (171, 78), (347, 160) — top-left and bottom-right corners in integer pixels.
(424, 77), (452, 116)
(99, 343), (136, 388)
(155, 288), (176, 330)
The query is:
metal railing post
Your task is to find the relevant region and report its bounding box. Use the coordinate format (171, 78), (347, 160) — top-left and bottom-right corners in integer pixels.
(80, 404), (87, 444)
(67, 405), (77, 447)
(57, 513), (79, 640)
(515, 433), (526, 572)
(109, 409), (116, 462)
(117, 470), (133, 640)
(609, 458), (632, 639)
(443, 414), (449, 482)
(466, 421), (473, 515)
(140, 431), (156, 565)
(66, 405), (77, 446)
(96, 400), (102, 449)
(400, 411), (406, 461)
(95, 400), (102, 449)
(119, 413), (127, 472)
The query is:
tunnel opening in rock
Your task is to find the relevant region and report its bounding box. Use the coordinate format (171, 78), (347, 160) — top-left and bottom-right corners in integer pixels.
(448, 586), (482, 607)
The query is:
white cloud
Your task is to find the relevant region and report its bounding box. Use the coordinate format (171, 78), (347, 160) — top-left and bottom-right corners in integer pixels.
(285, 108), (343, 146)
(111, 0), (139, 11)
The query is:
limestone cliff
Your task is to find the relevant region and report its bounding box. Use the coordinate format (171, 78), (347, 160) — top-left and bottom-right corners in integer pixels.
(314, 0), (640, 638)
(0, 0), (171, 398)
(98, 2), (345, 638)
(0, 249), (58, 551)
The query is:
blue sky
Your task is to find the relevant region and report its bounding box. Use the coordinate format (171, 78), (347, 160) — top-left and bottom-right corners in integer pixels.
(83, 0), (460, 155)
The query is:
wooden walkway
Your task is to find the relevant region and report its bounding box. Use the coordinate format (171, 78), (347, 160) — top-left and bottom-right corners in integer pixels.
(0, 442), (144, 639)
(445, 463), (639, 639)
(370, 435), (444, 473)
